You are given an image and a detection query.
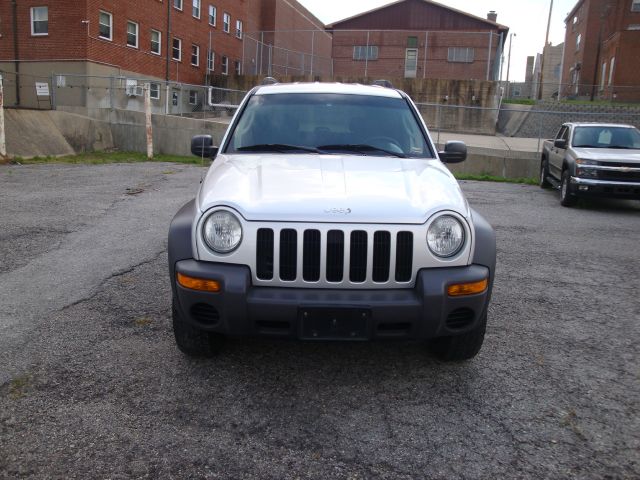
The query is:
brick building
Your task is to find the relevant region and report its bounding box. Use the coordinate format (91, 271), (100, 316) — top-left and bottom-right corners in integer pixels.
(561, 0), (640, 101)
(327, 0), (508, 81)
(0, 0), (330, 107)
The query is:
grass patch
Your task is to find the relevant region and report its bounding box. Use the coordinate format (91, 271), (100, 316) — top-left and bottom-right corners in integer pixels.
(455, 173), (538, 185)
(503, 98), (536, 105)
(11, 151), (207, 166)
(8, 375), (31, 400)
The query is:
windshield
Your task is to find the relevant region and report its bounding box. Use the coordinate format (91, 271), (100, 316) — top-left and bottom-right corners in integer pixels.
(225, 93), (434, 158)
(572, 126), (640, 149)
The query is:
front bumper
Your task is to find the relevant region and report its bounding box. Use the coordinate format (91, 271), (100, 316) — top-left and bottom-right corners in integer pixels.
(172, 260), (492, 340)
(571, 177), (640, 199)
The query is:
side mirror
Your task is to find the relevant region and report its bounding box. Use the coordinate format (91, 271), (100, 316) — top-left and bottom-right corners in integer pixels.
(191, 135), (218, 158)
(554, 139), (567, 149)
(438, 141), (467, 164)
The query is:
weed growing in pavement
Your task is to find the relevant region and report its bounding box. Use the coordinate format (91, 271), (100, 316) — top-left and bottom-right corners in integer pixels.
(454, 173), (538, 185)
(9, 151), (208, 166)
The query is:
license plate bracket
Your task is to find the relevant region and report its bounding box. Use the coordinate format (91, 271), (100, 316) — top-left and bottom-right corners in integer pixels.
(299, 307), (371, 340)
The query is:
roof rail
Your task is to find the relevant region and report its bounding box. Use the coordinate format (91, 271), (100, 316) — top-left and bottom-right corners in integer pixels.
(372, 79), (394, 88)
(261, 76), (279, 85)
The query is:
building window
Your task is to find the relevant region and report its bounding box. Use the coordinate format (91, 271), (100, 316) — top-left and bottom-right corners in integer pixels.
(447, 47), (474, 63)
(191, 44), (200, 66)
(99, 11), (112, 40)
(353, 46), (378, 61)
(30, 7), (48, 36)
(193, 0), (201, 18)
(174, 0), (183, 10)
(151, 30), (162, 55)
(189, 91), (198, 105)
(609, 57), (615, 85)
(126, 21), (139, 48)
(150, 83), (160, 100)
(235, 60), (241, 75)
(236, 20), (243, 39)
(172, 37), (182, 61)
(209, 5), (217, 26)
(207, 50), (215, 71)
(576, 33), (582, 50)
(632, 0), (640, 12)
(223, 13), (230, 33)
(600, 62), (607, 91)
(221, 55), (228, 75)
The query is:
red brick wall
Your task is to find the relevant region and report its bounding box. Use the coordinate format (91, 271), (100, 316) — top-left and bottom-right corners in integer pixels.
(0, 0), (88, 61)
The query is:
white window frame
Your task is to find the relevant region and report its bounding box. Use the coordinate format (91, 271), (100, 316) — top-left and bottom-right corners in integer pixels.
(600, 61), (607, 91)
(576, 33), (582, 51)
(150, 83), (160, 100)
(207, 50), (215, 71)
(353, 46), (378, 61)
(151, 29), (162, 55)
(221, 55), (228, 75)
(191, 44), (200, 66)
(99, 11), (113, 41)
(192, 0), (201, 19)
(172, 37), (182, 61)
(126, 21), (139, 49)
(447, 47), (474, 63)
(223, 13), (230, 33)
(609, 57), (615, 85)
(235, 60), (241, 75)
(632, 0), (640, 12)
(174, 0), (183, 11)
(235, 20), (243, 39)
(189, 91), (198, 105)
(208, 5), (217, 26)
(30, 6), (48, 36)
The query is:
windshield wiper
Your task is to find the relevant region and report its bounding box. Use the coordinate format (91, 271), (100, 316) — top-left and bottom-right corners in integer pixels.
(607, 145), (634, 149)
(318, 144), (406, 158)
(573, 144), (600, 148)
(237, 144), (323, 154)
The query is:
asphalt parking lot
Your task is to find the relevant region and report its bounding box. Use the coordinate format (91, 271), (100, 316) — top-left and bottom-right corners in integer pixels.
(1, 163), (639, 479)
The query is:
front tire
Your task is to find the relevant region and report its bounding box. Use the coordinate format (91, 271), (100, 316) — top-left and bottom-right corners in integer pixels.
(172, 298), (225, 357)
(540, 157), (551, 188)
(428, 311), (487, 361)
(560, 169), (577, 207)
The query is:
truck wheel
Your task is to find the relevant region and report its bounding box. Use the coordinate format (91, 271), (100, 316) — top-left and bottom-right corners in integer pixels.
(539, 157), (551, 188)
(428, 310), (487, 361)
(172, 298), (225, 357)
(560, 169), (577, 207)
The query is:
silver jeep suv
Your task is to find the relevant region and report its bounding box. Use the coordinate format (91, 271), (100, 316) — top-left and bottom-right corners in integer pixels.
(168, 82), (495, 361)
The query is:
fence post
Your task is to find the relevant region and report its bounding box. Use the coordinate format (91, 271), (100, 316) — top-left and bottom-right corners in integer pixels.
(310, 30), (315, 77)
(0, 75), (7, 158)
(144, 83), (153, 160)
(109, 76), (115, 110)
(486, 32), (493, 81)
(50, 73), (57, 110)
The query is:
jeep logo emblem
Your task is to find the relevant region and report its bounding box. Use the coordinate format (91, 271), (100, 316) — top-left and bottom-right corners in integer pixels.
(325, 208), (352, 215)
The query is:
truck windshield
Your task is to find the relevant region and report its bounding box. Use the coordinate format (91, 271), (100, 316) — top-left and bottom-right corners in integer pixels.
(572, 126), (640, 149)
(225, 93), (434, 158)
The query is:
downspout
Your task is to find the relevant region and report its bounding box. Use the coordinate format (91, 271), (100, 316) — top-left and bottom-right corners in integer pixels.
(165, 0), (172, 82)
(12, 0), (20, 106)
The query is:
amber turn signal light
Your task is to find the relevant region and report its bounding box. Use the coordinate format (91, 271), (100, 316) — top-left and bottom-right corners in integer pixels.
(447, 278), (488, 297)
(177, 273), (221, 292)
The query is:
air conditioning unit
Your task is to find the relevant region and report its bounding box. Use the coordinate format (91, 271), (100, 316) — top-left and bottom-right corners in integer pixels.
(126, 85), (144, 97)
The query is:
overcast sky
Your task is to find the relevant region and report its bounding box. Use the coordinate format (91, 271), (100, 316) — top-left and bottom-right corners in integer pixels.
(298, 0), (578, 82)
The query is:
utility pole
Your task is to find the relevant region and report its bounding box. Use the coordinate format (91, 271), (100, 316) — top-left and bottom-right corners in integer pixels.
(506, 32), (516, 94)
(538, 0), (554, 100)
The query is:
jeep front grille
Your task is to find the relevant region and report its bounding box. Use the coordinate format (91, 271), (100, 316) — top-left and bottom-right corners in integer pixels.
(256, 227), (414, 286)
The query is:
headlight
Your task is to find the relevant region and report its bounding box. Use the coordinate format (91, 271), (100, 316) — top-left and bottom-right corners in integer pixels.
(202, 210), (242, 253)
(427, 215), (465, 258)
(575, 159), (599, 178)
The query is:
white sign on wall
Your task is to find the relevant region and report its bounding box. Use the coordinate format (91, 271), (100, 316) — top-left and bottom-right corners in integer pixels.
(35, 82), (50, 97)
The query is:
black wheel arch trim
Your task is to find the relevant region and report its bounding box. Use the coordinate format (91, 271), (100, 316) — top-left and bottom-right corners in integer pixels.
(168, 199), (197, 299)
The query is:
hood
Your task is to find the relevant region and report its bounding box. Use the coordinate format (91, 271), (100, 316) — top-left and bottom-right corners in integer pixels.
(573, 148), (640, 163)
(197, 154), (469, 224)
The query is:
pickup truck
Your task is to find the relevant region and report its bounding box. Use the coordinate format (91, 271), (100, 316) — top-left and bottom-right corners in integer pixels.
(540, 122), (640, 206)
(168, 81), (496, 361)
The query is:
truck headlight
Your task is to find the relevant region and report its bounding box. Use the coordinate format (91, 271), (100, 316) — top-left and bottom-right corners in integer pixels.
(202, 210), (243, 253)
(427, 215), (465, 258)
(575, 159), (598, 179)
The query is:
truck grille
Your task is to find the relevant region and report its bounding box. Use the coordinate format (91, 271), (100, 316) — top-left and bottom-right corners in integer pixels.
(256, 227), (414, 286)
